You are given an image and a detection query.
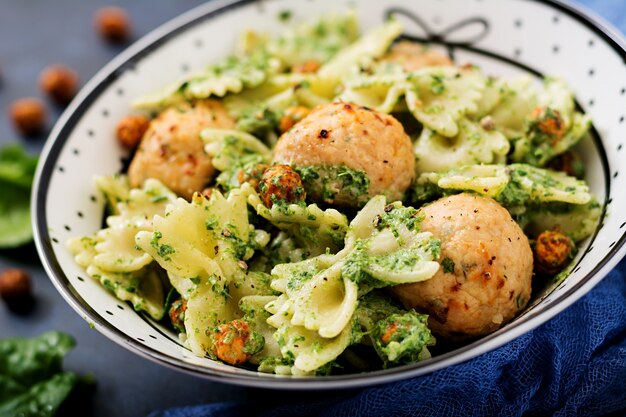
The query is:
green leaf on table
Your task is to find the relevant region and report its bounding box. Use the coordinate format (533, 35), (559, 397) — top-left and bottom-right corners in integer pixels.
(0, 143), (38, 249)
(0, 332), (81, 417)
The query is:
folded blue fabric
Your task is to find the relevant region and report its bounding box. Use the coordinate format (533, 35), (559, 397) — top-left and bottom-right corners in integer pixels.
(151, 263), (626, 417)
(149, 1), (626, 416)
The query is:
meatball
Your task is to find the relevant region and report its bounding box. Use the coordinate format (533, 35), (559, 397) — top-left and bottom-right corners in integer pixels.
(116, 114), (150, 150)
(258, 164), (306, 208)
(127, 100), (235, 199)
(273, 102), (414, 207)
(533, 230), (574, 276)
(211, 319), (264, 365)
(390, 193), (533, 340)
(383, 41), (453, 72)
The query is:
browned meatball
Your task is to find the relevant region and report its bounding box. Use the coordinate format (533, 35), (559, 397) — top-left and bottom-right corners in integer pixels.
(383, 41), (452, 72)
(9, 98), (47, 136)
(169, 298), (187, 333)
(211, 320), (264, 365)
(274, 102), (414, 207)
(39, 65), (79, 105)
(116, 114), (150, 150)
(127, 100), (235, 199)
(534, 230), (574, 276)
(390, 194), (533, 340)
(258, 164), (306, 208)
(95, 7), (131, 43)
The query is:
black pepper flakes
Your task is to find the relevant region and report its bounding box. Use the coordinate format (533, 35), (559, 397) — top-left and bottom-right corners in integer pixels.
(319, 129), (329, 139)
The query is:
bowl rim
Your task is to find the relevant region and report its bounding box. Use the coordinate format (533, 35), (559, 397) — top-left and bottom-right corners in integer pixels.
(32, 0), (626, 390)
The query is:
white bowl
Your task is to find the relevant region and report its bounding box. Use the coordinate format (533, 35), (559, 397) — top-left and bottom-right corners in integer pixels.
(33, 0), (626, 389)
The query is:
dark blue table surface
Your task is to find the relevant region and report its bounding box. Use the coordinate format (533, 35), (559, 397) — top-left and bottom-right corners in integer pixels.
(0, 1), (624, 416)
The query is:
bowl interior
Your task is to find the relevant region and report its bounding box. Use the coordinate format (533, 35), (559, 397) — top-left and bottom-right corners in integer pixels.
(34, 0), (626, 388)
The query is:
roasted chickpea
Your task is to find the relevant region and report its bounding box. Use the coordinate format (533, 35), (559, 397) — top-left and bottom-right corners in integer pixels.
(95, 7), (131, 43)
(293, 59), (321, 74)
(212, 319), (264, 365)
(279, 106), (310, 133)
(39, 64), (79, 105)
(116, 114), (150, 150)
(529, 106), (566, 140)
(0, 268), (34, 313)
(258, 164), (306, 208)
(9, 98), (47, 136)
(534, 230), (575, 276)
(168, 298), (187, 333)
(237, 163), (268, 190)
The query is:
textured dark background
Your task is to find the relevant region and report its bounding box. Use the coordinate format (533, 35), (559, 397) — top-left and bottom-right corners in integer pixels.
(0, 2), (256, 416)
(1, 0), (625, 416)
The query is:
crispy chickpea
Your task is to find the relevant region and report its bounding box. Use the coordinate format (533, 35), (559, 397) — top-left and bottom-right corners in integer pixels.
(168, 298), (187, 333)
(212, 319), (264, 365)
(293, 59), (321, 74)
(279, 106), (310, 133)
(529, 106), (566, 140)
(9, 98), (47, 136)
(39, 64), (79, 105)
(95, 7), (131, 43)
(116, 114), (150, 150)
(0, 269), (33, 313)
(237, 163), (268, 190)
(258, 164), (306, 208)
(534, 230), (575, 276)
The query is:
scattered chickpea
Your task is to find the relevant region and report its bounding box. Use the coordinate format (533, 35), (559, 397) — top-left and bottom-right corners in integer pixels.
(0, 268), (33, 308)
(279, 106), (310, 133)
(212, 319), (264, 365)
(293, 59), (321, 74)
(9, 98), (47, 136)
(116, 114), (150, 150)
(39, 64), (79, 105)
(169, 298), (187, 333)
(529, 106), (566, 140)
(95, 7), (131, 43)
(258, 164), (306, 208)
(534, 230), (575, 276)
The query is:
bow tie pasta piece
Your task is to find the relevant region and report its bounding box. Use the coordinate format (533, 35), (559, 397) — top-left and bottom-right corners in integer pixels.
(317, 19), (403, 81)
(405, 66), (487, 137)
(246, 184), (348, 256)
(66, 177), (177, 319)
(132, 51), (281, 110)
(487, 76), (538, 139)
(264, 196), (440, 370)
(511, 78), (592, 167)
(67, 235), (166, 320)
(414, 163), (590, 206)
(94, 174), (131, 215)
(265, 295), (354, 374)
(239, 295), (282, 364)
(251, 12), (360, 69)
(412, 163), (597, 243)
(201, 128), (272, 173)
(414, 117), (510, 174)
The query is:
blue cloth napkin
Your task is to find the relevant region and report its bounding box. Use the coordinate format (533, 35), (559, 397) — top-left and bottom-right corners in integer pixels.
(149, 1), (626, 416)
